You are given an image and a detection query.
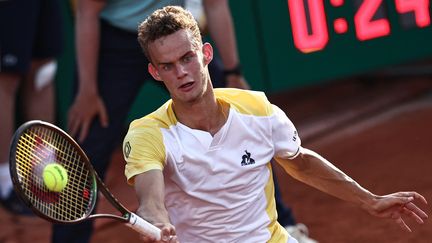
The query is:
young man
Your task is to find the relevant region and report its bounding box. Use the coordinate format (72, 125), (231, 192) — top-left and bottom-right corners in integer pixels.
(55, 1), (250, 242)
(123, 6), (428, 243)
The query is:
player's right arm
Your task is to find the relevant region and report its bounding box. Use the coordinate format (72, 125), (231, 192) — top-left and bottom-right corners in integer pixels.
(123, 120), (178, 242)
(134, 170), (178, 243)
(68, 0), (108, 142)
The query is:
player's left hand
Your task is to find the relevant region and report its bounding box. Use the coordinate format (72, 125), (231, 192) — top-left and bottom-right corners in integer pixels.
(225, 75), (250, 90)
(362, 191), (428, 232)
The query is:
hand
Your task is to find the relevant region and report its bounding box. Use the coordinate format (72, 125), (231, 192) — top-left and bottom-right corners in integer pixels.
(362, 191), (428, 232)
(67, 91), (109, 142)
(225, 75), (250, 90)
(140, 223), (179, 243)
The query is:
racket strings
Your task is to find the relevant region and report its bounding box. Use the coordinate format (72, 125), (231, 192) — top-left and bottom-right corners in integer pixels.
(14, 126), (96, 222)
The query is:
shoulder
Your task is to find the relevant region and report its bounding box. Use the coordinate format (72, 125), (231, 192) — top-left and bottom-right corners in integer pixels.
(125, 100), (178, 140)
(214, 88), (273, 116)
(130, 100), (177, 129)
(123, 101), (173, 168)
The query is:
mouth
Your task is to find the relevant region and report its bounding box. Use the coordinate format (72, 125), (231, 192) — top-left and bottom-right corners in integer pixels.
(179, 81), (194, 91)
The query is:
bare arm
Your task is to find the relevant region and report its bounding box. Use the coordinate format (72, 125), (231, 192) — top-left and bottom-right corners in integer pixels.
(68, 0), (108, 142)
(134, 170), (178, 242)
(203, 0), (250, 89)
(277, 147), (428, 231)
(75, 0), (104, 98)
(282, 148), (373, 204)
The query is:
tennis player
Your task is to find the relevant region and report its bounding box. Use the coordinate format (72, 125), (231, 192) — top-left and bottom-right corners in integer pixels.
(123, 6), (428, 243)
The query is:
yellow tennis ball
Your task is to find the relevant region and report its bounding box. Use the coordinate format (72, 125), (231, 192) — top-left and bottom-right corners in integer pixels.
(42, 163), (68, 192)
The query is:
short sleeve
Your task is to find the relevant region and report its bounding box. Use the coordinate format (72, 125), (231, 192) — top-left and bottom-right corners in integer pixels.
(270, 104), (301, 159)
(123, 124), (166, 185)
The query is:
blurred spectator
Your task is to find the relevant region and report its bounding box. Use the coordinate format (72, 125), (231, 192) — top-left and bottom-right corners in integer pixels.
(0, 0), (63, 215)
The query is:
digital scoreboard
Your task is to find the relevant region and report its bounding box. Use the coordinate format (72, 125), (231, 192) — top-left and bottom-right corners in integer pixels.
(288, 0), (430, 53)
(231, 0), (432, 91)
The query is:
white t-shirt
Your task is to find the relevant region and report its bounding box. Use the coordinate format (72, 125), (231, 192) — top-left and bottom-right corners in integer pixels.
(123, 88), (301, 243)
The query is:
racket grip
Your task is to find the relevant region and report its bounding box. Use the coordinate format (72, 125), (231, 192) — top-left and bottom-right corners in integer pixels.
(127, 212), (161, 240)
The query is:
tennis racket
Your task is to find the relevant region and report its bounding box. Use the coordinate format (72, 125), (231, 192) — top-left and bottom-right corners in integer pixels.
(9, 120), (161, 240)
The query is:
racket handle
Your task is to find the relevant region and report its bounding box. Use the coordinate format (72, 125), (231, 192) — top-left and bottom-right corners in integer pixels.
(127, 212), (161, 240)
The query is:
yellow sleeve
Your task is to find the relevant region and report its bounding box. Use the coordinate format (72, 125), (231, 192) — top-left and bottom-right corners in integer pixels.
(123, 119), (166, 185)
(214, 88), (273, 117)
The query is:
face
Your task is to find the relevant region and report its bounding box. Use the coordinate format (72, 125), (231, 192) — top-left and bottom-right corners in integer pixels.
(147, 29), (213, 104)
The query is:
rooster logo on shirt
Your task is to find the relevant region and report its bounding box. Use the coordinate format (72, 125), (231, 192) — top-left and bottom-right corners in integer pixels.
(241, 150), (255, 166)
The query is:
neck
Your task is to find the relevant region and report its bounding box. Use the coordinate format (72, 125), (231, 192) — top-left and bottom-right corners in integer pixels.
(173, 93), (228, 136)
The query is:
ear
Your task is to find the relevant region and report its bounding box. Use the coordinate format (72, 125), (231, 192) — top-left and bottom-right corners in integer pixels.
(202, 42), (213, 66)
(148, 63), (162, 81)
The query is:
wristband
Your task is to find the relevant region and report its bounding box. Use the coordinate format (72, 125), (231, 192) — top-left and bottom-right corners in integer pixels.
(223, 64), (242, 77)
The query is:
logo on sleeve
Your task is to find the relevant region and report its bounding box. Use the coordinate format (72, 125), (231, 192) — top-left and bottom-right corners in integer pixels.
(124, 141), (131, 158)
(241, 150), (255, 166)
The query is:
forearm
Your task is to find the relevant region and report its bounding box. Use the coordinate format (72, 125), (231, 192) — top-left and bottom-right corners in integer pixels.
(134, 170), (171, 224)
(75, 0), (104, 95)
(278, 147), (376, 207)
(136, 202), (170, 225)
(203, 0), (239, 69)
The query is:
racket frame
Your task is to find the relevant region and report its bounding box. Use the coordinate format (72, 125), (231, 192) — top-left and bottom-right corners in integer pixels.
(9, 120), (161, 240)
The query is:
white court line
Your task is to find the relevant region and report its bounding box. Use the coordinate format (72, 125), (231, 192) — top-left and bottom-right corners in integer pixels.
(305, 92), (432, 147)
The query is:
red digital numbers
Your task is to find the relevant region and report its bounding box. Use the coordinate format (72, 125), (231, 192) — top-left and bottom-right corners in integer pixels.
(395, 0), (431, 27)
(287, 0), (329, 53)
(287, 0), (431, 53)
(354, 0), (391, 41)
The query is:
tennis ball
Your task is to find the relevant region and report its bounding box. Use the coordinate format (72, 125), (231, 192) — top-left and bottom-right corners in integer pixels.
(42, 163), (68, 192)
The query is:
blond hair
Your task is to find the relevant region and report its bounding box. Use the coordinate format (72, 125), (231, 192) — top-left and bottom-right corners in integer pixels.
(137, 6), (202, 63)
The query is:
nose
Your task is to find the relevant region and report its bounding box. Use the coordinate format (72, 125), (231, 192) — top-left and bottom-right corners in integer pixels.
(175, 63), (187, 78)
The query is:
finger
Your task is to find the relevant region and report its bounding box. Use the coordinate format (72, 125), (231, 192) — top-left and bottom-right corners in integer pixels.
(396, 217), (412, 233)
(68, 114), (80, 138)
(405, 202), (429, 220)
(160, 229), (169, 242)
(168, 228), (178, 243)
(412, 192), (428, 205)
(392, 213), (412, 233)
(159, 224), (178, 243)
(395, 191), (427, 205)
(169, 235), (179, 243)
(99, 106), (109, 128)
(401, 206), (424, 224)
(78, 120), (90, 143)
(168, 225), (176, 236)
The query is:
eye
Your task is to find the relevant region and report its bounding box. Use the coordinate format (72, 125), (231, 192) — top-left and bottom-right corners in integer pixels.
(183, 55), (192, 63)
(161, 64), (172, 71)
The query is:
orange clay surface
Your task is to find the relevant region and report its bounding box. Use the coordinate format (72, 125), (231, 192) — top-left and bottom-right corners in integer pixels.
(1, 78), (431, 243)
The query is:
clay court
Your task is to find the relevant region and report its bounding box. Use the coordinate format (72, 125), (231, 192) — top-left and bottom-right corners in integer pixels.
(1, 78), (431, 243)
